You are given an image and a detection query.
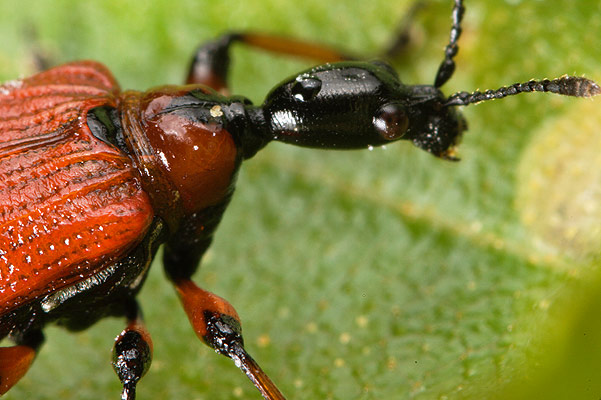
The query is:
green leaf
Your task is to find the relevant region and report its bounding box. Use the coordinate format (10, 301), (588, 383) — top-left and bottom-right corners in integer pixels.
(1, 1), (601, 399)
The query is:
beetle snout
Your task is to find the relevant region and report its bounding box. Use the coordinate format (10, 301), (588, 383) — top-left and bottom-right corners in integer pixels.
(410, 106), (466, 160)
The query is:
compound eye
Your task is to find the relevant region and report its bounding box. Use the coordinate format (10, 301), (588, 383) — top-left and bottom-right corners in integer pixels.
(291, 76), (322, 101)
(373, 103), (409, 140)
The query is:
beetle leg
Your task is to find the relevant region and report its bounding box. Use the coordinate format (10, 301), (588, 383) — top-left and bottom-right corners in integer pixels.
(0, 329), (43, 394)
(0, 346), (36, 394)
(20, 26), (55, 73)
(112, 302), (153, 400)
(173, 278), (286, 400)
(382, 0), (426, 58)
(187, 1), (427, 93)
(161, 207), (285, 398)
(186, 32), (352, 93)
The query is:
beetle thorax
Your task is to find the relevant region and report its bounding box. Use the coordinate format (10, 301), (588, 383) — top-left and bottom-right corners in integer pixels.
(119, 86), (240, 231)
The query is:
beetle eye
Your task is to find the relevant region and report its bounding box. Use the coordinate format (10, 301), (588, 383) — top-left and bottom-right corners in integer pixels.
(373, 103), (409, 140)
(291, 77), (322, 101)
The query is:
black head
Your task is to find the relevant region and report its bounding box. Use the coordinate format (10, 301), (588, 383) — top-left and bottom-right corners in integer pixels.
(243, 0), (598, 160)
(258, 61), (466, 159)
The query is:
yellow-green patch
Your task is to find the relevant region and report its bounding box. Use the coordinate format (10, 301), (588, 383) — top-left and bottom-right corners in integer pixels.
(517, 97), (601, 260)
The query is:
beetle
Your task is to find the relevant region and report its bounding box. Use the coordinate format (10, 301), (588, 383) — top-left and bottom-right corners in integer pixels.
(0, 0), (599, 399)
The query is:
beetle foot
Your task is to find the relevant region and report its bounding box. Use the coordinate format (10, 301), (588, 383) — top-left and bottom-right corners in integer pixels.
(175, 279), (287, 400)
(112, 319), (153, 400)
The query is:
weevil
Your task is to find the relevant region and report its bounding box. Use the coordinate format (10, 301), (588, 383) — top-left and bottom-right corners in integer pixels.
(0, 0), (598, 399)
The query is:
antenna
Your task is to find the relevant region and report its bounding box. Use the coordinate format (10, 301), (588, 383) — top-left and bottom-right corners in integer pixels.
(434, 0), (465, 88)
(445, 76), (601, 107)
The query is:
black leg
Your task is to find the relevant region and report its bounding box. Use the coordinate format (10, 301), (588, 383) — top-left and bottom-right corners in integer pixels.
(112, 301), (153, 400)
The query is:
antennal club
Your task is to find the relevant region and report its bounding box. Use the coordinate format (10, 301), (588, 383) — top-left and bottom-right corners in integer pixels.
(434, 0), (465, 88)
(445, 76), (601, 107)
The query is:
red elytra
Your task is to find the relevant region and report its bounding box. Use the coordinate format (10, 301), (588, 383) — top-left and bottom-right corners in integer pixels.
(0, 1), (599, 398)
(0, 62), (154, 314)
(0, 60), (250, 398)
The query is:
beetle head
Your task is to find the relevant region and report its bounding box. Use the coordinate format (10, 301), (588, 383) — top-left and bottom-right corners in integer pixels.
(249, 0), (599, 161)
(395, 83), (467, 160)
(255, 61), (466, 159)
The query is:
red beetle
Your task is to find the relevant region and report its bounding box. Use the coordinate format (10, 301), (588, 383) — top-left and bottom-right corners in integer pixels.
(0, 1), (598, 398)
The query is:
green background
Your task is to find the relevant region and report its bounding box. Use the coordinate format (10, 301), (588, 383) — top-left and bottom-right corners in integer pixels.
(1, 0), (601, 399)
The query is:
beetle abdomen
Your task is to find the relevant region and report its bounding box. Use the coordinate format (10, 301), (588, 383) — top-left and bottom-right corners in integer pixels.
(0, 61), (154, 314)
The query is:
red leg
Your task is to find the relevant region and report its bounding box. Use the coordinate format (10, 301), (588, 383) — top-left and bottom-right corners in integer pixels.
(0, 345), (36, 394)
(0, 330), (43, 394)
(187, 2), (425, 93)
(175, 278), (286, 400)
(186, 32), (352, 93)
